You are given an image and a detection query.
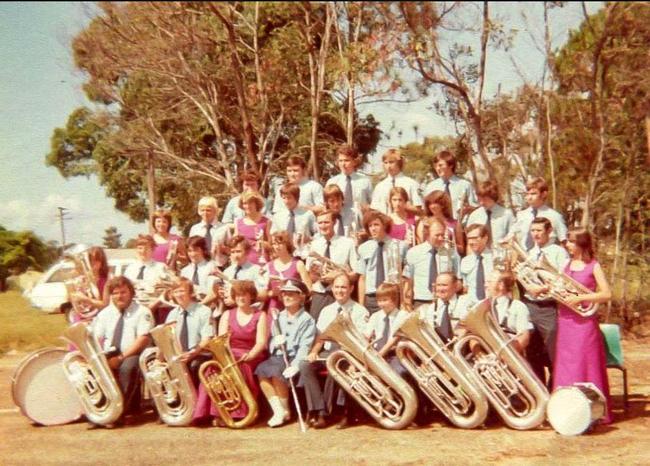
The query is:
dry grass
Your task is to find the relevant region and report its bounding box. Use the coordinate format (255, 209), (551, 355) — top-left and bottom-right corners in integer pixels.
(0, 291), (68, 355)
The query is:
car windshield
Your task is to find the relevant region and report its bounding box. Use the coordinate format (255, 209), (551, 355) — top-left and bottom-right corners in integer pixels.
(47, 267), (78, 283)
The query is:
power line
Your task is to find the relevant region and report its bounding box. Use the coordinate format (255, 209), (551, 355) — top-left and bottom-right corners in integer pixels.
(57, 207), (70, 251)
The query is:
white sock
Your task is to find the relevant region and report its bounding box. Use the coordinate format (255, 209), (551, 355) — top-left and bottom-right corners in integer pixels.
(279, 397), (290, 419)
(267, 397), (287, 427)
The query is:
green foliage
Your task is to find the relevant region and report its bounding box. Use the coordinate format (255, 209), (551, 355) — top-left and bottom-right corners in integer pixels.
(102, 226), (122, 249)
(401, 136), (458, 183)
(0, 226), (56, 290)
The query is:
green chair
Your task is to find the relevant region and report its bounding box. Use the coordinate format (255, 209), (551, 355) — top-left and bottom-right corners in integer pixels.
(600, 323), (629, 409)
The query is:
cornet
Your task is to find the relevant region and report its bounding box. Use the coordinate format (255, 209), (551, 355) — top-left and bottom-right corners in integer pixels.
(307, 251), (348, 281)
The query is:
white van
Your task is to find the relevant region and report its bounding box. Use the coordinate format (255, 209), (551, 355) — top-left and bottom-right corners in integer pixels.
(25, 249), (137, 313)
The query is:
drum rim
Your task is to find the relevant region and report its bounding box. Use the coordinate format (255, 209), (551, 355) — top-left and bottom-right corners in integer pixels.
(547, 383), (606, 436)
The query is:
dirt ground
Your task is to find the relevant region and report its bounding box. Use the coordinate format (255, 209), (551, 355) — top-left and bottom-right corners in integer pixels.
(1, 338), (649, 466)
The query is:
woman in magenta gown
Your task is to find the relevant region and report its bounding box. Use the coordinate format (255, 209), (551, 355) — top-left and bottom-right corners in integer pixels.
(416, 190), (465, 255)
(193, 280), (268, 425)
(150, 209), (186, 270)
(553, 228), (613, 424)
(387, 186), (416, 245)
(234, 192), (271, 266)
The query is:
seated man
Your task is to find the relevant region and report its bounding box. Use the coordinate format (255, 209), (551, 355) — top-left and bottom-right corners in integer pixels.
(485, 270), (533, 355)
(300, 273), (368, 429)
(91, 276), (153, 421)
(419, 272), (475, 343)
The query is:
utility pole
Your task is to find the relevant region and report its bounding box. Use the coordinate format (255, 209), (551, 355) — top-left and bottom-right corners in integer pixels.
(57, 207), (69, 254)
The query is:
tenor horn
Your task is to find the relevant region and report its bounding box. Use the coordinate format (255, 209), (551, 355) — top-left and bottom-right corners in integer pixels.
(139, 322), (197, 426)
(61, 323), (124, 426)
(453, 300), (549, 430)
(322, 311), (418, 430)
(395, 313), (489, 429)
(198, 333), (259, 428)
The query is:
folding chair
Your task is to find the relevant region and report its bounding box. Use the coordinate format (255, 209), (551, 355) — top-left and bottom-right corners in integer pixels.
(600, 323), (629, 409)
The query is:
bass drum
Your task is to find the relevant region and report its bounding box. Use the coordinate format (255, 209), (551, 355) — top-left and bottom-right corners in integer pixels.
(546, 383), (606, 436)
(11, 348), (83, 426)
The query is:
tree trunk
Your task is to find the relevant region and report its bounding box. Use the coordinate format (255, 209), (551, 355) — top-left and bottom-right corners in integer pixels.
(147, 150), (156, 229)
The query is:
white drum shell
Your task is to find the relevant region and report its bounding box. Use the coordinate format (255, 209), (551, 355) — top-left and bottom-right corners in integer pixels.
(547, 383), (606, 436)
(11, 348), (83, 426)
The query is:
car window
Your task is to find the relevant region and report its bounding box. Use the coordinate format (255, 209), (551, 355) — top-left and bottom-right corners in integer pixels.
(47, 267), (78, 283)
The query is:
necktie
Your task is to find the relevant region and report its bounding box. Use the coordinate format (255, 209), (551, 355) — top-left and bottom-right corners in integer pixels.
(429, 248), (438, 292)
(476, 255), (486, 300)
(179, 310), (189, 352)
(437, 301), (453, 342)
(536, 249), (543, 261)
(375, 241), (385, 289)
(444, 179), (451, 198)
(485, 209), (492, 243)
(111, 312), (125, 352)
(192, 264), (199, 285)
(234, 265), (242, 279)
(336, 214), (345, 236)
(337, 306), (343, 314)
(525, 208), (537, 250)
(344, 175), (353, 208)
(287, 210), (296, 237)
(136, 265), (145, 280)
(391, 176), (396, 187)
(375, 314), (391, 350)
(324, 240), (331, 259)
(204, 224), (213, 254)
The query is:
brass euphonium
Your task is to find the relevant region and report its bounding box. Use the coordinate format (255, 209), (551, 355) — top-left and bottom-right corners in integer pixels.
(198, 333), (258, 428)
(64, 249), (101, 321)
(395, 313), (489, 429)
(139, 322), (197, 426)
(61, 322), (124, 426)
(499, 238), (598, 317)
(453, 300), (549, 430)
(322, 311), (418, 430)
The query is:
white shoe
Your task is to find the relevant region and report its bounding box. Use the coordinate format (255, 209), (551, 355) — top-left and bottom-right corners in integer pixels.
(267, 409), (289, 427)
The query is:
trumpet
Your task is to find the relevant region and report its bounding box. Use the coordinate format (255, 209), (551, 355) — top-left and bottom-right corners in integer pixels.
(307, 251), (348, 280)
(498, 238), (599, 317)
(133, 269), (179, 308)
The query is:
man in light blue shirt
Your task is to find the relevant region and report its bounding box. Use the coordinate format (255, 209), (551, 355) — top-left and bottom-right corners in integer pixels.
(270, 182), (317, 246)
(271, 155), (324, 214)
(325, 144), (372, 214)
(460, 224), (494, 302)
(465, 180), (515, 245)
(421, 150), (477, 221)
(188, 196), (231, 267)
(370, 149), (422, 214)
(513, 177), (567, 248)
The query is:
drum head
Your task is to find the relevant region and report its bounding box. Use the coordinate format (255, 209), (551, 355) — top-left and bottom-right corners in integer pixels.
(11, 348), (82, 426)
(547, 384), (606, 436)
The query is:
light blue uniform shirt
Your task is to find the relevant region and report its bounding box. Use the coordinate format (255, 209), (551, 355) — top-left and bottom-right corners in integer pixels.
(355, 237), (408, 294)
(269, 308), (316, 370)
(271, 178), (324, 214)
(422, 175), (478, 220)
(165, 302), (214, 350)
(326, 172), (372, 210)
(370, 172), (422, 214)
(403, 242), (461, 301)
(223, 262), (268, 291)
(460, 249), (494, 302)
(418, 294), (475, 332)
(465, 204), (515, 244)
(92, 301), (154, 353)
(514, 204), (568, 246)
(180, 260), (217, 297)
(270, 206), (317, 237)
(524, 242), (569, 302)
(221, 195), (272, 224)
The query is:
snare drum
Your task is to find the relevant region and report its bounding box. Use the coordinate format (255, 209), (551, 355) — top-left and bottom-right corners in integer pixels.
(11, 348), (83, 426)
(547, 383), (606, 435)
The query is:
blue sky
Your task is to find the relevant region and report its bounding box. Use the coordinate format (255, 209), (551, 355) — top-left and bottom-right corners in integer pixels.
(0, 2), (601, 246)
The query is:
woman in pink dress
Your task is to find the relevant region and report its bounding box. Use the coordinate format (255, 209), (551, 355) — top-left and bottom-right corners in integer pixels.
(193, 280), (268, 426)
(416, 190), (465, 255)
(151, 209), (186, 270)
(387, 186), (416, 245)
(263, 232), (312, 314)
(234, 192), (271, 266)
(553, 228), (613, 424)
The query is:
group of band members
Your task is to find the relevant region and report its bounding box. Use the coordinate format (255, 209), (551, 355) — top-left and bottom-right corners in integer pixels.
(72, 144), (613, 428)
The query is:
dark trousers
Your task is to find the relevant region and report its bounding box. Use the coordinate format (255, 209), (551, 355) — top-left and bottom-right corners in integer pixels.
(522, 299), (557, 385)
(310, 291), (335, 322)
(298, 358), (328, 415)
(117, 355), (142, 414)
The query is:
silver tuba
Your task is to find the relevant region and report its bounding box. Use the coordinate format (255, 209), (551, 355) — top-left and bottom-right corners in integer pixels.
(64, 247), (101, 321)
(453, 300), (549, 430)
(498, 238), (598, 317)
(139, 322), (197, 426)
(61, 322), (124, 426)
(322, 311), (418, 430)
(395, 313), (489, 428)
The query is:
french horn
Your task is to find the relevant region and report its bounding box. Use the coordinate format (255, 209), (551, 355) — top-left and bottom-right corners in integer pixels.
(395, 313), (489, 428)
(453, 300), (549, 430)
(139, 322), (197, 426)
(322, 310), (418, 430)
(61, 322), (124, 426)
(198, 333), (259, 428)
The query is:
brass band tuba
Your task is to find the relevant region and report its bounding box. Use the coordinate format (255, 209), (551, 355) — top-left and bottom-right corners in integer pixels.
(64, 247), (101, 321)
(61, 322), (124, 426)
(198, 333), (258, 428)
(322, 311), (418, 430)
(139, 322), (197, 426)
(453, 300), (549, 430)
(395, 313), (489, 429)
(498, 238), (598, 317)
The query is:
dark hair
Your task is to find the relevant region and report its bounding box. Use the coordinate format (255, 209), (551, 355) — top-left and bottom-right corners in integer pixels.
(526, 177), (549, 194)
(286, 155), (307, 170)
(239, 169), (261, 186)
(531, 217), (552, 232)
(136, 234), (156, 248)
(228, 235), (252, 252)
(106, 276), (135, 297)
(336, 144), (359, 159)
(323, 184), (344, 202)
(568, 228), (595, 262)
(151, 210), (173, 233)
(187, 236), (209, 259)
(271, 231), (294, 255)
(424, 190), (453, 220)
(476, 181), (499, 202)
(171, 277), (195, 299)
(362, 209), (392, 232)
(230, 280), (258, 302)
(280, 182), (300, 201)
(433, 150), (457, 172)
(466, 223), (489, 238)
(496, 271), (516, 293)
(87, 246), (109, 279)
